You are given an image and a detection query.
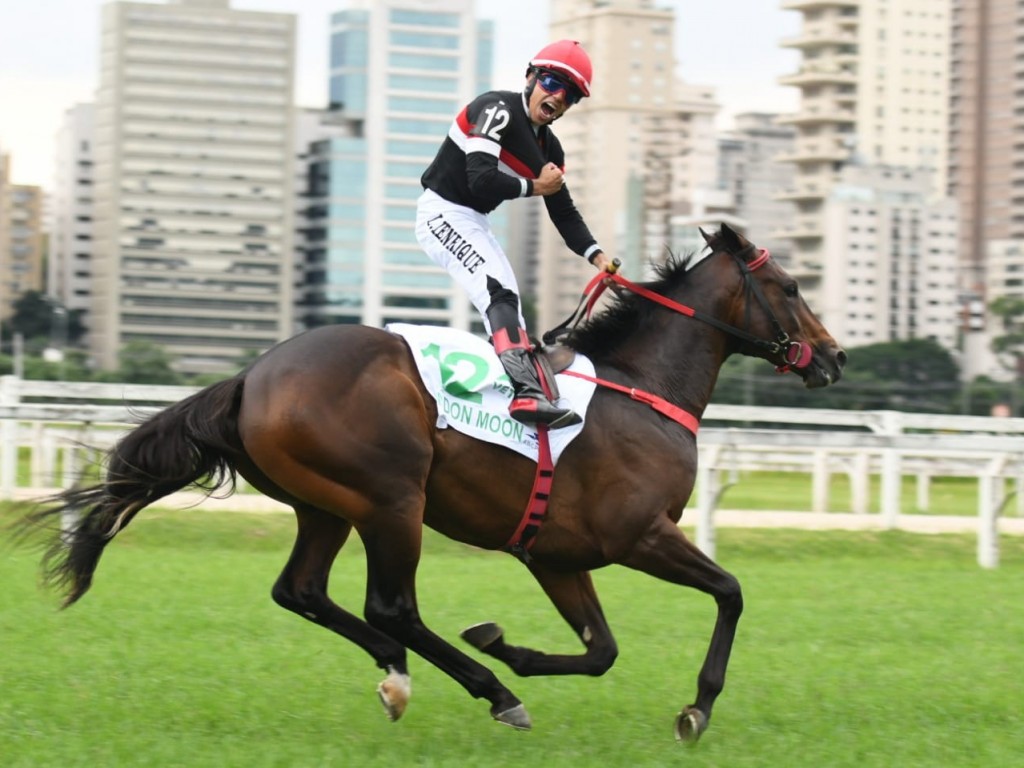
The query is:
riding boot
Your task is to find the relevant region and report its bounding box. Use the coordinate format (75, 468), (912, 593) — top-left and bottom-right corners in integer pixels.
(491, 327), (581, 429)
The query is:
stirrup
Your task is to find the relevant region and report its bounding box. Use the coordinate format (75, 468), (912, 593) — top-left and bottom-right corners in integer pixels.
(509, 397), (581, 429)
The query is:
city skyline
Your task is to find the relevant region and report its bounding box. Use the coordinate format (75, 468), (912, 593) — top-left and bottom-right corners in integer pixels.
(0, 0), (800, 186)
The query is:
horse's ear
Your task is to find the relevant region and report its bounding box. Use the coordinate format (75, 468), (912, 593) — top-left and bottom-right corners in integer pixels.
(699, 227), (713, 244)
(718, 223), (747, 251)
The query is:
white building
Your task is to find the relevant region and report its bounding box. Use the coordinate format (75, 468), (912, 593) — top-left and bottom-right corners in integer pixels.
(718, 113), (798, 269)
(90, 0), (297, 375)
(820, 165), (959, 351)
(51, 103), (95, 320)
(777, 0), (952, 308)
(539, 0), (717, 330)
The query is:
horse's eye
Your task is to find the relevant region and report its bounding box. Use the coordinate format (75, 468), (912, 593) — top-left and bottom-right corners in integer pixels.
(784, 283), (799, 298)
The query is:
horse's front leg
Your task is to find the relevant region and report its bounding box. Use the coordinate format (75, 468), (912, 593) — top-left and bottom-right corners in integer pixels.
(461, 565), (619, 676)
(621, 514), (743, 743)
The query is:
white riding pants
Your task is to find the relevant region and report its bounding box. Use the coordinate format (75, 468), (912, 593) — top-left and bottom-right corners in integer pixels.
(415, 188), (525, 334)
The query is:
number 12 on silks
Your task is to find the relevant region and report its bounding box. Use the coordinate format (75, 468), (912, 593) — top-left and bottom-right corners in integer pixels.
(479, 105), (509, 140)
(421, 344), (492, 404)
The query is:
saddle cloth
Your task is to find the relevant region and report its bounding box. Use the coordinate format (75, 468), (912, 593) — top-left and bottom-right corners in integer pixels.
(386, 323), (597, 465)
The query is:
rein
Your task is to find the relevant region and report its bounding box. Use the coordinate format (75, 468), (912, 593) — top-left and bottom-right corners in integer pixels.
(504, 245), (811, 563)
(545, 247), (812, 373)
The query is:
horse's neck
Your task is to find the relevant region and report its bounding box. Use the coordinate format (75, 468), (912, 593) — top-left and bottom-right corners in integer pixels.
(599, 309), (730, 420)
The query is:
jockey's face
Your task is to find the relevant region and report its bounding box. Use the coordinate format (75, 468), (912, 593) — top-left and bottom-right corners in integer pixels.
(526, 72), (572, 127)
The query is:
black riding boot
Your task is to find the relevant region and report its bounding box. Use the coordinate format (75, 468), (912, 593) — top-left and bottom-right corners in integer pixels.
(486, 301), (580, 429)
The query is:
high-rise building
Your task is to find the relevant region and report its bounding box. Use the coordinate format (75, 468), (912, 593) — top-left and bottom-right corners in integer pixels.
(947, 0), (1024, 383)
(718, 113), (798, 269)
(641, 83), (728, 271)
(292, 106), (360, 330)
(0, 148), (46, 322)
(51, 103), (95, 320)
(323, 0), (494, 332)
(777, 0), (952, 307)
(819, 165), (959, 350)
(91, 0), (297, 375)
(949, 0), (1023, 294)
(0, 148), (9, 320)
(540, 0), (703, 330)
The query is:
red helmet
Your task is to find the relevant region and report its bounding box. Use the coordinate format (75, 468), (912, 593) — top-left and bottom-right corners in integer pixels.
(529, 40), (592, 98)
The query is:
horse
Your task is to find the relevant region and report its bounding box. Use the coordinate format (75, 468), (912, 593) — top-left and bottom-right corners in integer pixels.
(19, 223), (845, 742)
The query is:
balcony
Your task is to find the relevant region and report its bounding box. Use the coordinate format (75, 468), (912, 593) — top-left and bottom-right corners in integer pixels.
(776, 106), (857, 126)
(775, 184), (828, 202)
(778, 65), (858, 88)
(776, 139), (851, 164)
(781, 0), (859, 10)
(773, 217), (825, 240)
(780, 29), (858, 50)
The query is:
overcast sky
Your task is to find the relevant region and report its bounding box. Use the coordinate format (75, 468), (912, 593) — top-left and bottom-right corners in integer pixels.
(0, 0), (799, 186)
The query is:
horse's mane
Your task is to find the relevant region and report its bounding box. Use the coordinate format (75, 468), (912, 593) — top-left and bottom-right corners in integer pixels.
(564, 249), (699, 359)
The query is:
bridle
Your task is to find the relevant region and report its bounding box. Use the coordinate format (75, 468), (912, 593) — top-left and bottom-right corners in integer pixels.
(546, 245), (813, 373)
(508, 243), (812, 561)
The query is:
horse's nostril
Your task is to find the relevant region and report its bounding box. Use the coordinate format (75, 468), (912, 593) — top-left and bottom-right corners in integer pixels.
(836, 349), (848, 368)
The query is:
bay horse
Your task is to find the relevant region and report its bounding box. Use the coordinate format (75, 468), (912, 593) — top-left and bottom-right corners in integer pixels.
(21, 224), (845, 742)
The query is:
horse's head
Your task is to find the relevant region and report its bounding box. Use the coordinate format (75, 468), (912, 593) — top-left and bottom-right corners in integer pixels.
(698, 223), (846, 388)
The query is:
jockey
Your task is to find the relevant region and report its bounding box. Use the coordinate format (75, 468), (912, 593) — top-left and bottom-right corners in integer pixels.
(416, 39), (612, 429)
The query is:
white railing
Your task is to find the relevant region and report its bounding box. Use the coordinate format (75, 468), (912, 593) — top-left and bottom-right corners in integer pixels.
(2, 375), (1022, 568)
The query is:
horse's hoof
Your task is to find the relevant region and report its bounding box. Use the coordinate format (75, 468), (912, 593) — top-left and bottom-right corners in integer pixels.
(674, 706), (707, 743)
(376, 666), (411, 722)
(492, 702), (532, 730)
(461, 621), (504, 651)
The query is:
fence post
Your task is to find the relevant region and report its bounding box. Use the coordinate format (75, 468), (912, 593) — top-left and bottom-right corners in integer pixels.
(812, 449), (829, 513)
(915, 472), (930, 512)
(0, 375), (20, 500)
(879, 411), (903, 529)
(696, 446), (721, 559)
(977, 457), (1002, 569)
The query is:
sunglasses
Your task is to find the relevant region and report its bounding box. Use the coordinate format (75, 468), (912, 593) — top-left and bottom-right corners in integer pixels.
(534, 70), (583, 105)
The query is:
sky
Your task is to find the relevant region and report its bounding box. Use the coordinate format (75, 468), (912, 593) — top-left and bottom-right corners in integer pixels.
(0, 0), (800, 187)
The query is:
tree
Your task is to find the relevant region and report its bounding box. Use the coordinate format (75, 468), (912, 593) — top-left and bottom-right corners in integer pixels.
(711, 338), (962, 413)
(988, 296), (1024, 415)
(1, 291), (87, 350)
(989, 296), (1024, 376)
(114, 340), (183, 385)
(4, 291), (54, 342)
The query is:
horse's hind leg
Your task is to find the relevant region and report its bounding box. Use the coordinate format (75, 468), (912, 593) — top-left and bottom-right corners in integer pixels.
(461, 565), (619, 677)
(357, 509), (531, 729)
(271, 505), (413, 720)
(621, 516), (743, 743)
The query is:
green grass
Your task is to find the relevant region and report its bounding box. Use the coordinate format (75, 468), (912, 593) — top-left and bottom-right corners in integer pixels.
(3, 507), (1023, 767)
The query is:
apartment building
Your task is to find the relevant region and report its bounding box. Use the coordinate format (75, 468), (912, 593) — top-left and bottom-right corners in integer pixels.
(0, 150), (46, 322)
(949, 0), (1024, 296)
(718, 113), (798, 269)
(820, 165), (959, 350)
(324, 0), (494, 332)
(539, 0), (693, 330)
(90, 0), (296, 375)
(51, 103), (95, 320)
(777, 0), (952, 306)
(0, 149), (8, 320)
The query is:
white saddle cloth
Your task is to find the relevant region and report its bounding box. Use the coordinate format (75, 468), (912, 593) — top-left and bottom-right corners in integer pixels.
(387, 323), (597, 465)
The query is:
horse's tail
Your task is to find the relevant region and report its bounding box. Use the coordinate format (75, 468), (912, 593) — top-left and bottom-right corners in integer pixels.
(19, 375), (246, 608)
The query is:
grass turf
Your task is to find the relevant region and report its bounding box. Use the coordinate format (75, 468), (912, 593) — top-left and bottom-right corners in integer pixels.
(2, 506), (1022, 767)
